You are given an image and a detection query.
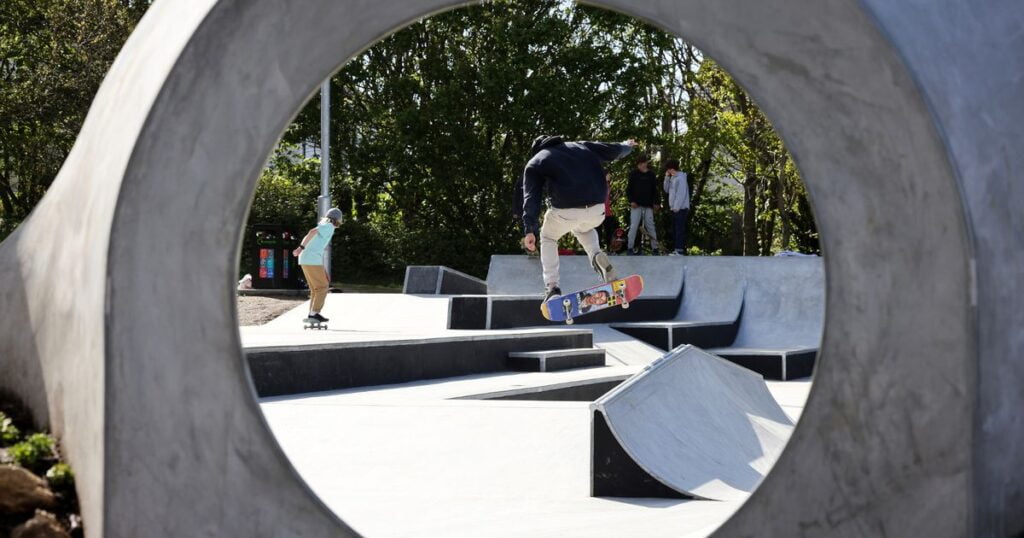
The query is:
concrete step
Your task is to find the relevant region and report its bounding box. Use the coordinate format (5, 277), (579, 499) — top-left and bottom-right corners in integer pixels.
(611, 320), (738, 350)
(507, 348), (606, 372)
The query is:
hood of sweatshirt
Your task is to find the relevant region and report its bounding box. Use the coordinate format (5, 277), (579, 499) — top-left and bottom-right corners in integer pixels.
(529, 135), (565, 157)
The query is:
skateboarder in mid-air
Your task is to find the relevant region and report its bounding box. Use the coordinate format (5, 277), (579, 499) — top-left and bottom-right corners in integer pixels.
(520, 135), (637, 303)
(292, 207), (343, 327)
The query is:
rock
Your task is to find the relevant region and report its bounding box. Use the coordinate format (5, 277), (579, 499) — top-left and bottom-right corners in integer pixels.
(11, 510), (70, 538)
(0, 464), (56, 514)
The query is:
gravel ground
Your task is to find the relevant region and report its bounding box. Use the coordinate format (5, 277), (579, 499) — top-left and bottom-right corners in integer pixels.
(236, 295), (306, 326)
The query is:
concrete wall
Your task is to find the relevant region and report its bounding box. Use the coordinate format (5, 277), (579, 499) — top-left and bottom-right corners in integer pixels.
(0, 0), (1019, 536)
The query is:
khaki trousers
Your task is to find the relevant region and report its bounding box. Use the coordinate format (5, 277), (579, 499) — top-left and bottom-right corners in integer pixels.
(540, 205), (605, 287)
(300, 264), (330, 313)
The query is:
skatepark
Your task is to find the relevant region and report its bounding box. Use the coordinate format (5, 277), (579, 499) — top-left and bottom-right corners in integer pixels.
(244, 254), (815, 536)
(1, 0), (1022, 537)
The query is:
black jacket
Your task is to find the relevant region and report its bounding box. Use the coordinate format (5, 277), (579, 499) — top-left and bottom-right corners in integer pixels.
(521, 139), (632, 235)
(627, 169), (659, 207)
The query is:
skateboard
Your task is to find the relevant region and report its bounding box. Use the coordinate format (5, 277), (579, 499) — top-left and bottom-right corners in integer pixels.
(540, 274), (644, 325)
(303, 317), (328, 330)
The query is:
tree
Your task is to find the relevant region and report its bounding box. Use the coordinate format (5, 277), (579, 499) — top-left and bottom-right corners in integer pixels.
(0, 0), (150, 238)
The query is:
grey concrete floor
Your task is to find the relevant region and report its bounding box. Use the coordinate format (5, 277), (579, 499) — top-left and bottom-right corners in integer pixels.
(259, 364), (810, 537)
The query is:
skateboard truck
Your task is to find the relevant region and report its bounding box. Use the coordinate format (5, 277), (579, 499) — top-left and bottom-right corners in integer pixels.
(562, 298), (574, 325)
(303, 317), (327, 330)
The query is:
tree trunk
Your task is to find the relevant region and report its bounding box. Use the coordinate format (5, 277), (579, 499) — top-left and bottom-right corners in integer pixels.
(776, 168), (791, 251)
(742, 175), (758, 255)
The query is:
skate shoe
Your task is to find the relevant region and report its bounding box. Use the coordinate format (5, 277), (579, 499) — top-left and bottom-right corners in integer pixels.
(543, 285), (562, 303)
(312, 313), (329, 322)
(592, 251), (618, 283)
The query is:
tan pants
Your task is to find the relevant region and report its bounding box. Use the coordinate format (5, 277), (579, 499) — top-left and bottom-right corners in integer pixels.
(540, 205), (605, 287)
(300, 264), (330, 313)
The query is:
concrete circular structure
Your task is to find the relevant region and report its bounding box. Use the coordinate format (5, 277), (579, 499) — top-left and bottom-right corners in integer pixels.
(0, 0), (1021, 536)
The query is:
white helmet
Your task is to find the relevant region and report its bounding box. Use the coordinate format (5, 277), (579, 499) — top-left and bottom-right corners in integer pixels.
(325, 207), (343, 222)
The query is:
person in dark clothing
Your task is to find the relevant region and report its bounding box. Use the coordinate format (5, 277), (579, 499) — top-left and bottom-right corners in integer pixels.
(521, 135), (636, 301)
(626, 154), (661, 254)
(598, 168), (620, 250)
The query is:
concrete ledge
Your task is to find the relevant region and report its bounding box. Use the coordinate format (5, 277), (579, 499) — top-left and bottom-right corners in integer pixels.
(611, 321), (739, 350)
(458, 376), (630, 401)
(404, 266), (487, 295)
(709, 348), (818, 380)
(485, 296), (680, 329)
(507, 348), (606, 372)
(237, 288), (308, 297)
(247, 331), (593, 396)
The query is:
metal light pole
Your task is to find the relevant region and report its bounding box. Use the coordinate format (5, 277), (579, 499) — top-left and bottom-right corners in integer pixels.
(318, 79), (332, 278)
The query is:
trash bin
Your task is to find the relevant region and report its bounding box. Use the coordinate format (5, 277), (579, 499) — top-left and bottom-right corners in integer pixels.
(251, 225), (301, 289)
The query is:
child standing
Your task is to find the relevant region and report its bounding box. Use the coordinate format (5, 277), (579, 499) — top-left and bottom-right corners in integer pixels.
(292, 208), (343, 323)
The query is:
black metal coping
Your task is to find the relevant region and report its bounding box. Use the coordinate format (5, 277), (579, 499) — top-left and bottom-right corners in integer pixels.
(591, 410), (691, 499)
(246, 331), (593, 397)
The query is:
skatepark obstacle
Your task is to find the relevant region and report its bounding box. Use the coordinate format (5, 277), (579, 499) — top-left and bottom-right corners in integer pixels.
(0, 0), (1021, 536)
(592, 345), (793, 501)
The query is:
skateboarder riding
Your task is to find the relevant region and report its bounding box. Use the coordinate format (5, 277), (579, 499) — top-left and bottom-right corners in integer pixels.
(292, 207), (343, 325)
(521, 135), (636, 302)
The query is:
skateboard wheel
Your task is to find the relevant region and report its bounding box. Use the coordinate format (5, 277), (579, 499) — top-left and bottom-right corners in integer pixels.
(566, 318), (574, 325)
(622, 302), (630, 309)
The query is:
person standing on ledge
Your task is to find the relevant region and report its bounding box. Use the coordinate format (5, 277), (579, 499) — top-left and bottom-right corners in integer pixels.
(292, 207), (343, 323)
(662, 159), (690, 255)
(521, 135), (636, 303)
(626, 154), (661, 255)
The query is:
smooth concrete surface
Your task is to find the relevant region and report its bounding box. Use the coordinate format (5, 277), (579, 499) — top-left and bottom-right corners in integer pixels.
(714, 257), (824, 351)
(854, 4), (1024, 533)
(403, 265), (488, 295)
(262, 292), (454, 332)
(260, 366), (808, 537)
(486, 254), (685, 298)
(676, 258), (746, 323)
(0, 0), (1019, 535)
(593, 346), (793, 501)
(613, 256), (820, 352)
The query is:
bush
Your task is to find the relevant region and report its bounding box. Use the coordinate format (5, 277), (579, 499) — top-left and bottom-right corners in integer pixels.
(9, 433), (55, 471)
(0, 412), (21, 446)
(45, 463), (75, 491)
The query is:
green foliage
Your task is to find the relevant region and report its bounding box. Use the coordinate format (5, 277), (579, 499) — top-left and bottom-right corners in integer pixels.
(240, 146), (321, 277)
(0, 0), (150, 240)
(1, 0), (819, 268)
(8, 432), (55, 471)
(0, 412), (21, 446)
(45, 462), (75, 490)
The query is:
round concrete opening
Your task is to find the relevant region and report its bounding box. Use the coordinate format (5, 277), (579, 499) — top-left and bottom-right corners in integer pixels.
(0, 0), (984, 536)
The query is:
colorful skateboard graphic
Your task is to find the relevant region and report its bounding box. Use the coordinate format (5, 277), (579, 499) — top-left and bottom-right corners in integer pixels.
(540, 274), (644, 325)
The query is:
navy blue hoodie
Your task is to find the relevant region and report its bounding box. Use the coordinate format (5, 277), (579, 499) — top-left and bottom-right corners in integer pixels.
(521, 138), (632, 235)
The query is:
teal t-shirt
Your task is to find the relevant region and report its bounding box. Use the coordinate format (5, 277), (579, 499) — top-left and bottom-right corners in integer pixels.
(298, 221), (335, 266)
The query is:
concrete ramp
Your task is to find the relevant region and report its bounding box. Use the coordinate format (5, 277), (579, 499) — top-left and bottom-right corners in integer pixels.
(611, 257), (747, 349)
(591, 345), (793, 501)
(487, 255), (684, 298)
